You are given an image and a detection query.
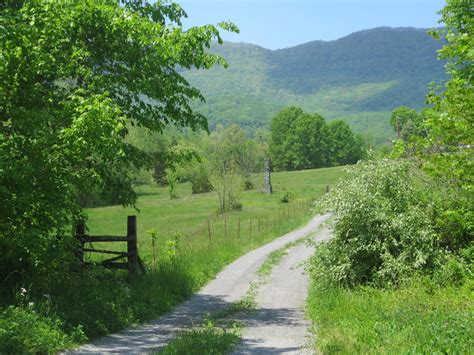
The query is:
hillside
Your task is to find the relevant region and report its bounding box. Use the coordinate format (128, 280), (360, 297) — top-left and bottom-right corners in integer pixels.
(184, 27), (446, 145)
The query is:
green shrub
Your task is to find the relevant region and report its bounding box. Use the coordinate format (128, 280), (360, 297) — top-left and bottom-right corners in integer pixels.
(191, 167), (213, 194)
(312, 159), (446, 287)
(227, 195), (243, 211)
(436, 205), (473, 252)
(242, 179), (254, 191)
(433, 254), (472, 287)
(280, 191), (291, 203)
(0, 305), (81, 354)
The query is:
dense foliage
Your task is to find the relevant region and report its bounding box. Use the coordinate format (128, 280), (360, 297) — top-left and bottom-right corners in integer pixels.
(183, 27), (445, 144)
(308, 10), (473, 354)
(0, 305), (80, 353)
(394, 0), (473, 248)
(269, 107), (366, 171)
(312, 160), (448, 286)
(423, 0), (473, 194)
(0, 0), (236, 295)
(389, 106), (424, 141)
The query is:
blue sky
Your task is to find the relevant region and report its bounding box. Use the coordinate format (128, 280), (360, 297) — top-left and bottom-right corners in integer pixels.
(177, 0), (446, 49)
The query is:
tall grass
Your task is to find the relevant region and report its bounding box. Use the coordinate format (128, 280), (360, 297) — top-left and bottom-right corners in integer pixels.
(307, 278), (473, 354)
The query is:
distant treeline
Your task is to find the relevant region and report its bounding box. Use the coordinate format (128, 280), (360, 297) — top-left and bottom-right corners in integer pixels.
(270, 107), (367, 171)
(80, 108), (367, 208)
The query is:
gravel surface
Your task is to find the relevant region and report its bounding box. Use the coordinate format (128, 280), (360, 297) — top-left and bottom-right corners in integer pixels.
(70, 214), (330, 354)
(233, 228), (331, 354)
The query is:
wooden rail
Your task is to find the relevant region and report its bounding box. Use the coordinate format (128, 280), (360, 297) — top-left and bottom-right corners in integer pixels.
(75, 215), (145, 276)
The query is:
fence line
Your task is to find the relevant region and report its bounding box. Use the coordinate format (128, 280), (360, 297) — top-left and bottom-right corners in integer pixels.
(75, 215), (145, 277)
(149, 198), (315, 252)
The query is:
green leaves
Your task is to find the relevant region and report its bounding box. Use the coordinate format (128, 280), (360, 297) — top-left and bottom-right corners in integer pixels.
(389, 106), (421, 140)
(0, 0), (237, 288)
(392, 2), (473, 255)
(269, 107), (366, 171)
(312, 159), (446, 287)
(421, 0), (474, 192)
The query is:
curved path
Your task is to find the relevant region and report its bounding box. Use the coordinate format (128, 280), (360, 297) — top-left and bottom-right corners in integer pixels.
(233, 229), (330, 354)
(71, 214), (330, 354)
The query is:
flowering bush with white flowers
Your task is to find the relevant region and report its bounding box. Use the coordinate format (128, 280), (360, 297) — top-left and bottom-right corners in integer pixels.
(311, 159), (448, 287)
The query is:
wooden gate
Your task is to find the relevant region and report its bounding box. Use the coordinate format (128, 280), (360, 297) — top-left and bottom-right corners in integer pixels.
(75, 215), (145, 275)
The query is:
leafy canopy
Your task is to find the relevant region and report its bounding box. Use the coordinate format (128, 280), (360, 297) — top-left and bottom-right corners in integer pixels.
(424, 0), (473, 192)
(313, 160), (445, 287)
(269, 107), (366, 171)
(0, 0), (237, 285)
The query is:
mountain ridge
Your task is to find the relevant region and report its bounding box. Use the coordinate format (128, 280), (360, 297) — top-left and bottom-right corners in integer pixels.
(184, 27), (446, 145)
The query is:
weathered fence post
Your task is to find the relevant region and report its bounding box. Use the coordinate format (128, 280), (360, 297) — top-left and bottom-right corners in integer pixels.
(207, 219), (212, 249)
(249, 220), (252, 242)
(127, 215), (139, 275)
(238, 218), (241, 239)
(224, 216), (227, 238)
(75, 222), (85, 265)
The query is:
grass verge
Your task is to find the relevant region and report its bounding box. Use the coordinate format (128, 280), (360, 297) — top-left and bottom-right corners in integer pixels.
(159, 282), (257, 354)
(257, 238), (307, 278)
(307, 278), (474, 354)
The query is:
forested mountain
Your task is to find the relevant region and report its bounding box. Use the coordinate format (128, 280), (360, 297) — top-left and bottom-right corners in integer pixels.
(184, 27), (446, 145)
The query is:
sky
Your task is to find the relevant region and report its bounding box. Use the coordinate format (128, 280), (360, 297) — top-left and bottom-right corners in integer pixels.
(177, 0), (446, 50)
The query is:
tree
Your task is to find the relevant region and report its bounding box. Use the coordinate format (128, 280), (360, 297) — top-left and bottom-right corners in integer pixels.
(270, 107), (365, 171)
(424, 0), (474, 192)
(269, 107), (303, 170)
(203, 125), (262, 213)
(0, 1), (237, 286)
(389, 106), (420, 140)
(127, 127), (177, 186)
(405, 0), (473, 251)
(327, 120), (366, 166)
(289, 113), (330, 170)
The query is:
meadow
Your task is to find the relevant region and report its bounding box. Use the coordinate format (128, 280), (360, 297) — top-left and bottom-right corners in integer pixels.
(0, 166), (347, 354)
(84, 167), (345, 270)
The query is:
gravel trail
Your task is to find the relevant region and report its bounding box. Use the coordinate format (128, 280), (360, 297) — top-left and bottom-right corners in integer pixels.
(233, 228), (331, 354)
(71, 214), (330, 354)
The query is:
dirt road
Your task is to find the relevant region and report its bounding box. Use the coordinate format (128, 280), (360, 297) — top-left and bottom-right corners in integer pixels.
(72, 214), (330, 354)
(233, 228), (330, 354)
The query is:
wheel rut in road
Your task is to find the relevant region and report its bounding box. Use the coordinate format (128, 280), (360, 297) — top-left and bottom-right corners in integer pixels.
(71, 214), (330, 354)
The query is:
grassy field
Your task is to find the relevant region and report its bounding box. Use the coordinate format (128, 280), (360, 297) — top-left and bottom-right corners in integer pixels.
(84, 167), (345, 270)
(6, 166), (347, 354)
